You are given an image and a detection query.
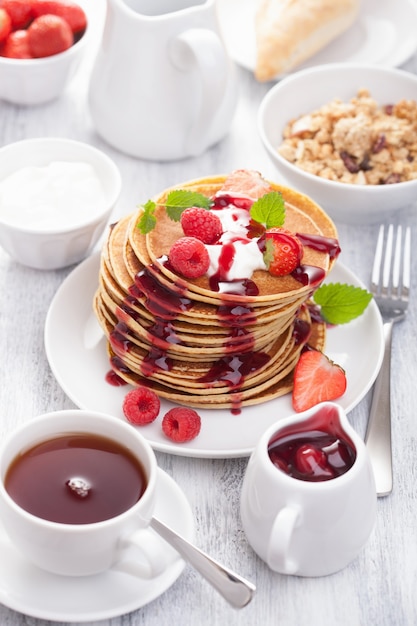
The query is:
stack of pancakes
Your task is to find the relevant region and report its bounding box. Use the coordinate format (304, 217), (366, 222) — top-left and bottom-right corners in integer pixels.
(93, 173), (338, 411)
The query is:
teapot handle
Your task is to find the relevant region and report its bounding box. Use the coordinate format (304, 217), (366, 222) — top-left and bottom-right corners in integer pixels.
(169, 28), (231, 156)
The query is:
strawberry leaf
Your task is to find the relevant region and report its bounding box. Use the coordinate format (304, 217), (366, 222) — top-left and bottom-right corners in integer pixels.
(137, 200), (157, 234)
(166, 190), (212, 221)
(249, 192), (285, 228)
(314, 283), (372, 324)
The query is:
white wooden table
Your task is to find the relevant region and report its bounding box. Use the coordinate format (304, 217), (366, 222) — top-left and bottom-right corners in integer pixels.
(0, 3), (416, 625)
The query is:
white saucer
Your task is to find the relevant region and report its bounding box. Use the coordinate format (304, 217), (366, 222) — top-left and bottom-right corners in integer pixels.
(217, 0), (417, 79)
(0, 469), (194, 623)
(44, 253), (384, 458)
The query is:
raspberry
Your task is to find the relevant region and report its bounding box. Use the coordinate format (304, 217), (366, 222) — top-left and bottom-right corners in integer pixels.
(168, 237), (210, 279)
(180, 207), (222, 244)
(162, 407), (201, 443)
(122, 387), (160, 425)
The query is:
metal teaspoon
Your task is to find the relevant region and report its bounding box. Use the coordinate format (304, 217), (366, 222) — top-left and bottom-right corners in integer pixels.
(150, 517), (256, 608)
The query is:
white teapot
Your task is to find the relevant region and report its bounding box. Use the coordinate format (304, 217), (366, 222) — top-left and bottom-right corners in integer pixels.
(88, 0), (238, 161)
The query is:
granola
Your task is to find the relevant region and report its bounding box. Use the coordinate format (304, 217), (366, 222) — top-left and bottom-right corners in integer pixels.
(277, 89), (417, 185)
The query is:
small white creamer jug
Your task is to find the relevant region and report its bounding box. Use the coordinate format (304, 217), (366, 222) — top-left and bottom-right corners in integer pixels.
(88, 0), (238, 160)
(240, 402), (377, 577)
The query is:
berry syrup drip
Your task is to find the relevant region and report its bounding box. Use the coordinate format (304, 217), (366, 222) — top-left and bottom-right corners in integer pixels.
(218, 303), (257, 327)
(198, 351), (270, 387)
(105, 368), (128, 387)
(209, 275), (259, 297)
(109, 322), (133, 354)
(307, 301), (323, 324)
(134, 266), (193, 320)
(293, 317), (311, 346)
(128, 265), (192, 376)
(218, 304), (257, 353)
(268, 405), (356, 482)
(290, 233), (340, 286)
(296, 232), (341, 261)
(109, 355), (133, 381)
(211, 193), (253, 211)
(291, 264), (326, 286)
(141, 346), (173, 375)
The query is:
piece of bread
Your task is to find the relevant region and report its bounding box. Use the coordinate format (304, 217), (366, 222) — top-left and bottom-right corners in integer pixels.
(255, 0), (360, 81)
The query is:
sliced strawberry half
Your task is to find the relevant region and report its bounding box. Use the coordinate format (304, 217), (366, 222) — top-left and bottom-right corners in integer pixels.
(292, 349), (347, 412)
(264, 227), (303, 276)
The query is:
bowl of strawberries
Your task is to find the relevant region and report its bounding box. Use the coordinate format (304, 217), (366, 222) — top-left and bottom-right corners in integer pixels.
(0, 0), (89, 105)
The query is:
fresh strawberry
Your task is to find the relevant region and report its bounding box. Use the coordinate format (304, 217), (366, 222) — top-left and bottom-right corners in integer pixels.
(292, 349), (347, 412)
(122, 386), (160, 425)
(27, 13), (73, 58)
(0, 0), (33, 29)
(1, 28), (32, 57)
(168, 236), (210, 279)
(32, 0), (87, 34)
(162, 407), (201, 443)
(180, 207), (222, 244)
(264, 227), (303, 276)
(0, 7), (11, 44)
(220, 169), (272, 199)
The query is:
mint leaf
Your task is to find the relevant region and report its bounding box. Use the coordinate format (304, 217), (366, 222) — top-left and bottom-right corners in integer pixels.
(137, 200), (157, 234)
(250, 192), (285, 228)
(314, 283), (372, 325)
(166, 189), (212, 222)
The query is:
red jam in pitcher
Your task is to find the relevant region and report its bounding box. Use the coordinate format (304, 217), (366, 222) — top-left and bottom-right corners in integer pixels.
(268, 405), (357, 482)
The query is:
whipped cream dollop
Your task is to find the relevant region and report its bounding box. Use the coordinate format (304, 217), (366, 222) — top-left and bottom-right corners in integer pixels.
(0, 161), (107, 231)
(205, 198), (267, 281)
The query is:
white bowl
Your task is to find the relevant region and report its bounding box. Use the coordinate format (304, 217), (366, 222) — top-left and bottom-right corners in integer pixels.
(0, 138), (122, 270)
(0, 0), (90, 106)
(258, 63), (417, 224)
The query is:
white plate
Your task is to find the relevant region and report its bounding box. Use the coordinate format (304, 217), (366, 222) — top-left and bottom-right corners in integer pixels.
(0, 469), (194, 623)
(45, 252), (383, 458)
(217, 0), (417, 78)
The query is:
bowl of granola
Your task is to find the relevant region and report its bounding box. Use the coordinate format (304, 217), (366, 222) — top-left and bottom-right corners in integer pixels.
(258, 63), (417, 224)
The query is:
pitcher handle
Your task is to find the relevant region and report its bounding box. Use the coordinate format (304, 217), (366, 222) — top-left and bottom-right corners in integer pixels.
(267, 505), (301, 574)
(169, 28), (230, 156)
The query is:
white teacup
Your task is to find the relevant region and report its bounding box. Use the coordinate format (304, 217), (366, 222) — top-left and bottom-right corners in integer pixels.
(88, 0), (237, 160)
(0, 410), (167, 578)
(240, 402), (377, 577)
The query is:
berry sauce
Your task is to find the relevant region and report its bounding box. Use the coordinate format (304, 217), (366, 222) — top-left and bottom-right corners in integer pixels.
(268, 405), (356, 482)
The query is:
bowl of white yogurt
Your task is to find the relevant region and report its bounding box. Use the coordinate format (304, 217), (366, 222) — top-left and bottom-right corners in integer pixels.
(0, 137), (122, 269)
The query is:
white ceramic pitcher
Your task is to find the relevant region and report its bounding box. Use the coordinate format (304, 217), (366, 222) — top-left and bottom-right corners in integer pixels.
(88, 0), (238, 161)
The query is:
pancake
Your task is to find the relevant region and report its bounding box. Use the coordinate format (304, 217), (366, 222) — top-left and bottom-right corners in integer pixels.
(93, 170), (339, 410)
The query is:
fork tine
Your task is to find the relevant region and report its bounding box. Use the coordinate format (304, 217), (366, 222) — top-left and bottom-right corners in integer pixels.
(392, 225), (402, 291)
(371, 224), (385, 292)
(382, 224), (394, 294)
(403, 226), (411, 295)
(372, 225), (411, 301)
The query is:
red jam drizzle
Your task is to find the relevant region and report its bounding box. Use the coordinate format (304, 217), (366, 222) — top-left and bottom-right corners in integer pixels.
(268, 405), (356, 482)
(293, 317), (311, 345)
(105, 369), (127, 386)
(296, 233), (341, 260)
(211, 193), (253, 211)
(198, 351), (270, 387)
(291, 264), (326, 286)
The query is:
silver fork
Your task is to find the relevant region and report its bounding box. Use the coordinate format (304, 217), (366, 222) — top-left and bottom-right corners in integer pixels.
(365, 224), (411, 497)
